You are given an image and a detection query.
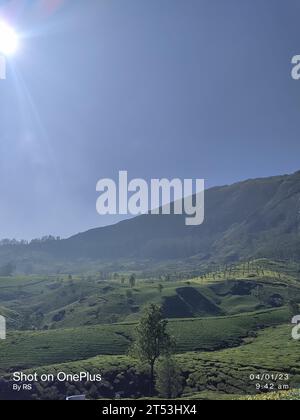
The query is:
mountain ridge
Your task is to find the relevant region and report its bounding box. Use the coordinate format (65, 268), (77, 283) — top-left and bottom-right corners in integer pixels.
(1, 170), (300, 271)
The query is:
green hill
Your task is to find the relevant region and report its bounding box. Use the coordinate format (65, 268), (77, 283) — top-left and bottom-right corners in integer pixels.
(0, 260), (299, 400)
(1, 262), (299, 329)
(1, 323), (298, 400)
(0, 307), (290, 374)
(1, 170), (300, 272)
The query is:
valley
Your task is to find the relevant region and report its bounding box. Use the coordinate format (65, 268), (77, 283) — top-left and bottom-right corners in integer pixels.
(0, 258), (299, 400)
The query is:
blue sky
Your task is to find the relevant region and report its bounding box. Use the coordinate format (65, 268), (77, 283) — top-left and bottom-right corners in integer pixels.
(0, 0), (300, 239)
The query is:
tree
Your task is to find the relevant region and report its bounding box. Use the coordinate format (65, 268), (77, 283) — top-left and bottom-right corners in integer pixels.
(288, 300), (299, 316)
(0, 262), (16, 277)
(158, 284), (164, 294)
(129, 274), (136, 288)
(130, 304), (173, 395)
(155, 356), (183, 398)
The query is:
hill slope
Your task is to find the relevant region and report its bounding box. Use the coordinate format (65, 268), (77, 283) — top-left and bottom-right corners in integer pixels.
(1, 170), (300, 268)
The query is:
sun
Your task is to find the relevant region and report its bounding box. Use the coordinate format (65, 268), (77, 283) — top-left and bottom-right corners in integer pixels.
(0, 20), (19, 56)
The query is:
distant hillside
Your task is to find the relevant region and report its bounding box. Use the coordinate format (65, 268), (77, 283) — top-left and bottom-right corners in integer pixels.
(1, 170), (300, 269)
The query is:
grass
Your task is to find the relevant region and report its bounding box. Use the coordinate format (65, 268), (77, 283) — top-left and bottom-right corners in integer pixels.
(0, 260), (299, 400)
(1, 265), (298, 330)
(3, 324), (299, 400)
(240, 390), (300, 400)
(177, 324), (300, 397)
(0, 307), (290, 374)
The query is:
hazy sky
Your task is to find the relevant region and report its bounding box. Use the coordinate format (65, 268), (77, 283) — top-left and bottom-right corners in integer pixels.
(0, 0), (300, 239)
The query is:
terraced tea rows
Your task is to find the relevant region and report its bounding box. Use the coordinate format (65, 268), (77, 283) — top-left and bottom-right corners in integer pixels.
(0, 307), (290, 373)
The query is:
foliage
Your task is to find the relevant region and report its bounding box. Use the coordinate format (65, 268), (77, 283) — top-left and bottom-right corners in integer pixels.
(130, 304), (173, 394)
(129, 274), (136, 288)
(0, 262), (16, 277)
(155, 356), (183, 398)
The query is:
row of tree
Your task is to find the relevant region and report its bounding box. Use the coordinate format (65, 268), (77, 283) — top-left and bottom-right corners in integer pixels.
(0, 236), (61, 247)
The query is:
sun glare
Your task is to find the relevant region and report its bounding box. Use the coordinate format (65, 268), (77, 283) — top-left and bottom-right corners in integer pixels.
(0, 20), (19, 56)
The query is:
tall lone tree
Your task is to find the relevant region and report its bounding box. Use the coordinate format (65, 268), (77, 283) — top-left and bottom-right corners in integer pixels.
(131, 304), (173, 396)
(129, 274), (136, 288)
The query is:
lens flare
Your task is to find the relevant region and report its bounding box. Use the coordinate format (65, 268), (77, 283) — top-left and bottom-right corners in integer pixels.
(0, 20), (19, 56)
